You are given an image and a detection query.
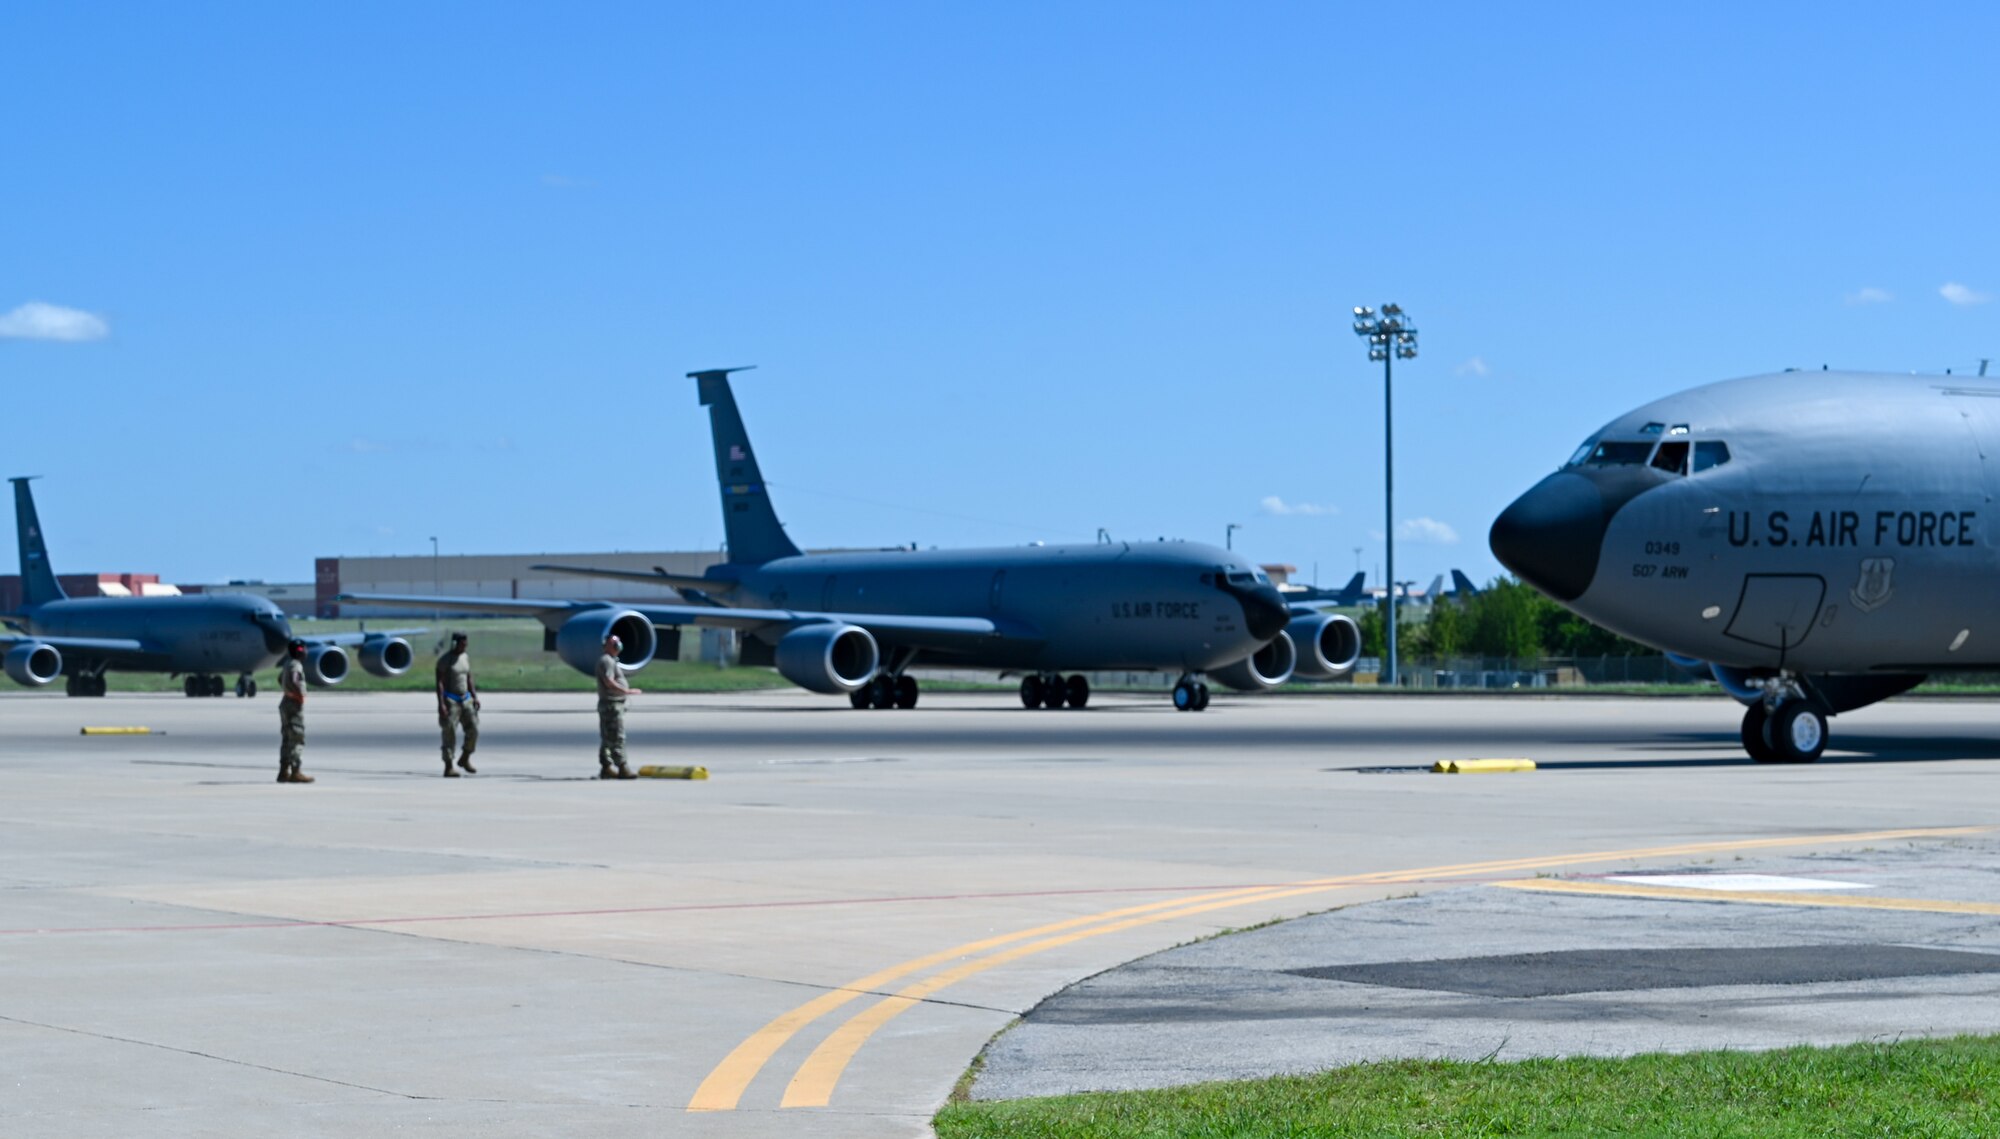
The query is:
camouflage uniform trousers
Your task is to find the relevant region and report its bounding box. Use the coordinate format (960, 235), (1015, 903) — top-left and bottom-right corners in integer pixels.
(441, 700), (479, 765)
(279, 701), (305, 774)
(597, 698), (627, 770)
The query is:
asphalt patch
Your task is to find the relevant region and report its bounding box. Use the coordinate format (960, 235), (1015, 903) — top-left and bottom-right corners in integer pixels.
(1290, 944), (2000, 998)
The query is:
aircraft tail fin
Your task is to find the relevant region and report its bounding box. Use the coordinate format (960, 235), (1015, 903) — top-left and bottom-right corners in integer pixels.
(690, 367), (803, 567)
(1425, 575), (1444, 599)
(1451, 569), (1481, 597)
(1337, 571), (1365, 600)
(11, 477), (67, 608)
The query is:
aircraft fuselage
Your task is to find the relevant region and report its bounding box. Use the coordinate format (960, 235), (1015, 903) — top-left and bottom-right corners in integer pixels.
(17, 593), (291, 674)
(726, 540), (1283, 672)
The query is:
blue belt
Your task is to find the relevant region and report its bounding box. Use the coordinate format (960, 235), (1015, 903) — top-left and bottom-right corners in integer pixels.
(443, 691), (469, 703)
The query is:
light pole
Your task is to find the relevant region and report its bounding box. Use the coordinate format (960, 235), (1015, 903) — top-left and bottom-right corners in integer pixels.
(1226, 523), (1241, 551)
(1352, 303), (1418, 685)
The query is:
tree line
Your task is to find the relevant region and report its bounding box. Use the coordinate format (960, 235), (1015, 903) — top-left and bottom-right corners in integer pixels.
(1355, 576), (1656, 660)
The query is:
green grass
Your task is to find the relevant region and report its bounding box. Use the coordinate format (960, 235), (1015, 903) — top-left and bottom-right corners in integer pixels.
(935, 1036), (2000, 1138)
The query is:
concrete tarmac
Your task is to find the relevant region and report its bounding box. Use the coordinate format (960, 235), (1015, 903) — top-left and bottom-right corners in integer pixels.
(3, 687), (1999, 1136)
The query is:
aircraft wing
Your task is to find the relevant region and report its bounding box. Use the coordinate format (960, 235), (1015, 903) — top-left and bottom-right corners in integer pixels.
(340, 592), (1035, 653)
(622, 604), (1037, 653)
(0, 633), (148, 655)
(308, 628), (429, 647)
(337, 593), (603, 616)
(530, 564), (738, 593)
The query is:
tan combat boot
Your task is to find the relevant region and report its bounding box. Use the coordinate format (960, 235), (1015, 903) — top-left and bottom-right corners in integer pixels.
(458, 755), (477, 774)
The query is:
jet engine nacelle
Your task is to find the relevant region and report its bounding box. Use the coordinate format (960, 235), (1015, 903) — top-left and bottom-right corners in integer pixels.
(303, 644), (350, 687)
(556, 609), (658, 675)
(4, 642), (62, 687)
(1288, 612), (1362, 679)
(774, 622), (878, 694)
(358, 636), (415, 678)
(1212, 629), (1297, 692)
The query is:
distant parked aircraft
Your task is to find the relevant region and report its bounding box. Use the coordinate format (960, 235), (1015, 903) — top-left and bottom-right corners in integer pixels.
(3, 478), (419, 697)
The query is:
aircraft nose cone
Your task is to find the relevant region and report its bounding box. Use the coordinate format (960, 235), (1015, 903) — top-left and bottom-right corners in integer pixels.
(1239, 584), (1290, 642)
(1489, 471), (1607, 602)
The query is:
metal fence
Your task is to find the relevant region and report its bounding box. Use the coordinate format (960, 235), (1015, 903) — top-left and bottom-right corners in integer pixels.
(1351, 655), (1700, 689)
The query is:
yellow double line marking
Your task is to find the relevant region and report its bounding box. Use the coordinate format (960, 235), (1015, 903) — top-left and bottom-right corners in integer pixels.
(688, 825), (1985, 1112)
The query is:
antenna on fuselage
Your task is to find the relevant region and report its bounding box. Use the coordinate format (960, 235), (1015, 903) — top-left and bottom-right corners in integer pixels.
(1982, 359), (1991, 377)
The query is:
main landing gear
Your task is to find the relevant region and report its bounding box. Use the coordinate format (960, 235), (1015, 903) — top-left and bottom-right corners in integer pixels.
(849, 673), (920, 710)
(181, 673), (232, 698)
(1019, 673), (1090, 710)
(1171, 674), (1211, 712)
(63, 672), (107, 697)
(1740, 675), (1827, 763)
(234, 674), (258, 698)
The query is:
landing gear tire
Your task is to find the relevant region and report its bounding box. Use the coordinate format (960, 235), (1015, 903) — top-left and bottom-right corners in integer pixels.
(1065, 675), (1090, 709)
(1193, 683), (1210, 711)
(1020, 675), (1043, 709)
(183, 676), (198, 698)
(1764, 703), (1827, 764)
(65, 673), (80, 697)
(869, 675), (896, 709)
(208, 674), (225, 697)
(1173, 680), (1197, 711)
(236, 676), (257, 698)
(1741, 703), (1778, 762)
(1041, 675), (1068, 709)
(849, 689), (871, 710)
(893, 674), (919, 709)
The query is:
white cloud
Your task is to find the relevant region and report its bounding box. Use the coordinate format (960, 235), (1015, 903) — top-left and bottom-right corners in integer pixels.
(1455, 356), (1490, 377)
(1397, 517), (1459, 544)
(1941, 282), (1992, 306)
(1260, 496), (1336, 516)
(0, 301), (109, 342)
(1845, 287), (1893, 305)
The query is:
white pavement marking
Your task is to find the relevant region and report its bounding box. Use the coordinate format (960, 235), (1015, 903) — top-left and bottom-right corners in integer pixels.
(1607, 873), (1875, 891)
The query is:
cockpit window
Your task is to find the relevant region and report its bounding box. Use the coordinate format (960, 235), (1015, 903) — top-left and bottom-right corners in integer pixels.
(1639, 422), (1665, 435)
(1227, 571), (1255, 585)
(1565, 438), (1597, 467)
(1583, 440), (1654, 466)
(1650, 440), (1689, 474)
(1691, 440), (1731, 473)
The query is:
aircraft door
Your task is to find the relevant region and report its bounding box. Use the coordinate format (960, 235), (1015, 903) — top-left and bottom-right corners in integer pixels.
(1723, 574), (1826, 653)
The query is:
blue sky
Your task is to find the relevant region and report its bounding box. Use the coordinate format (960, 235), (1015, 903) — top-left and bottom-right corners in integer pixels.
(5, 3), (1997, 587)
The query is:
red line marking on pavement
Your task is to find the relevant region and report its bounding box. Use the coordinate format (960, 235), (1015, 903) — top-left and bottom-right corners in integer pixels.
(0, 875), (1513, 937)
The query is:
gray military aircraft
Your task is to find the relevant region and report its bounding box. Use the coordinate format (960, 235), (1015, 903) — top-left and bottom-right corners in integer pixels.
(1491, 369), (1995, 762)
(3, 478), (419, 697)
(342, 369), (1361, 710)
(1278, 571), (1369, 607)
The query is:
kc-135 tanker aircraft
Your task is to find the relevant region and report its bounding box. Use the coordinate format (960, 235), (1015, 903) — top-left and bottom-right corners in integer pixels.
(345, 369), (1361, 710)
(3, 478), (420, 696)
(1492, 369), (1998, 762)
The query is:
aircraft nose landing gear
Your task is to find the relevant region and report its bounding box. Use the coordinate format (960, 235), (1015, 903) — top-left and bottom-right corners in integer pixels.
(1172, 674), (1210, 712)
(1741, 675), (1827, 763)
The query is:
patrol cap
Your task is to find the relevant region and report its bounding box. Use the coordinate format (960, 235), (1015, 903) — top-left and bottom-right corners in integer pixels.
(605, 634), (623, 650)
(450, 631), (468, 644)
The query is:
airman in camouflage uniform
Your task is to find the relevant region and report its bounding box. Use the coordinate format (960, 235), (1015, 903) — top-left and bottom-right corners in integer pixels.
(436, 632), (479, 777)
(596, 634), (640, 779)
(277, 639), (314, 784)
